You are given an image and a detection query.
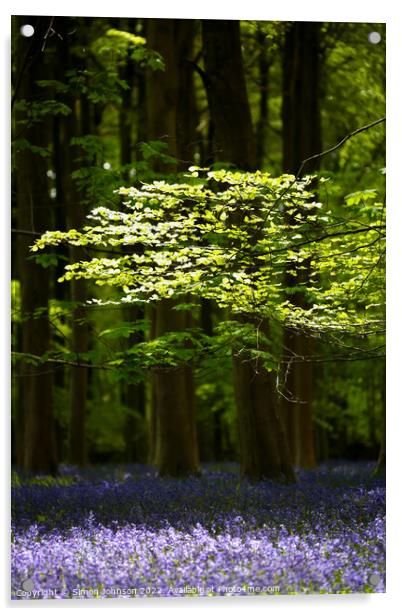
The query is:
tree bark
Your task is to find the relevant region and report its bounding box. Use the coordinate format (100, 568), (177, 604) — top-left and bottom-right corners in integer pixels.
(202, 19), (295, 481)
(202, 20), (257, 170)
(13, 16), (58, 474)
(374, 361), (386, 475)
(255, 26), (270, 169)
(282, 22), (322, 175)
(233, 349), (294, 480)
(281, 21), (322, 468)
(146, 19), (199, 476)
(66, 98), (90, 467)
(53, 18), (90, 466)
(117, 22), (148, 463)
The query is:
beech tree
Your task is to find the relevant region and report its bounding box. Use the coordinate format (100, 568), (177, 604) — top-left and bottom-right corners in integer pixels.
(202, 19), (294, 481)
(33, 164), (386, 479)
(145, 19), (200, 476)
(281, 21), (322, 468)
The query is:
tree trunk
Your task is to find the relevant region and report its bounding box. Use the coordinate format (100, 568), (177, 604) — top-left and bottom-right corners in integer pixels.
(13, 16), (58, 474)
(117, 24), (148, 463)
(282, 22), (322, 175)
(53, 18), (90, 466)
(202, 19), (295, 481)
(374, 361), (386, 475)
(146, 19), (199, 476)
(281, 21), (322, 468)
(233, 350), (294, 480)
(256, 26), (270, 169)
(153, 300), (199, 476)
(122, 347), (147, 463)
(202, 20), (257, 170)
(68, 276), (89, 466)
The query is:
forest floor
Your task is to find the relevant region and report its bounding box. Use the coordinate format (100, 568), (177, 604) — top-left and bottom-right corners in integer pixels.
(11, 462), (385, 599)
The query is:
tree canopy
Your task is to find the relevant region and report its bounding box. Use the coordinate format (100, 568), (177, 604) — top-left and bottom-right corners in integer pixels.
(33, 166), (385, 366)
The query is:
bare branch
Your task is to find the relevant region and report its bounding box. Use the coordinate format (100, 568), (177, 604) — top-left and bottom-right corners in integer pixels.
(296, 117), (386, 178)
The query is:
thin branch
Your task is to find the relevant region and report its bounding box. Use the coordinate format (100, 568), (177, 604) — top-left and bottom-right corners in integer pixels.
(279, 353), (385, 364)
(246, 224), (385, 262)
(41, 17), (56, 52)
(11, 351), (112, 371)
(248, 116), (386, 244)
(185, 59), (209, 88)
(11, 228), (124, 256)
(296, 117), (386, 178)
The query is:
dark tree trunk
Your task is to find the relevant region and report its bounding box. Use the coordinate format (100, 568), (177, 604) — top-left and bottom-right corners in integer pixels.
(202, 19), (295, 482)
(146, 19), (199, 476)
(233, 352), (294, 480)
(135, 21), (148, 150)
(52, 18), (90, 466)
(153, 300), (199, 476)
(256, 26), (270, 169)
(148, 305), (157, 466)
(67, 99), (90, 467)
(122, 356), (147, 463)
(175, 20), (198, 169)
(199, 297), (225, 462)
(202, 20), (257, 170)
(117, 22), (148, 463)
(281, 21), (322, 468)
(13, 16), (58, 474)
(374, 361), (386, 475)
(282, 22), (322, 175)
(119, 18), (136, 171)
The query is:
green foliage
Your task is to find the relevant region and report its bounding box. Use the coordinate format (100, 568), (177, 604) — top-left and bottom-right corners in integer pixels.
(214, 320), (276, 370)
(70, 135), (106, 161)
(14, 99), (72, 126)
(31, 253), (68, 268)
(36, 79), (70, 93)
(86, 393), (128, 458)
(98, 320), (150, 340)
(11, 280), (21, 322)
(12, 139), (50, 158)
(92, 28), (165, 71)
(320, 23), (385, 192)
(137, 140), (179, 165)
(33, 169), (385, 342)
(313, 355), (384, 456)
(109, 328), (210, 377)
